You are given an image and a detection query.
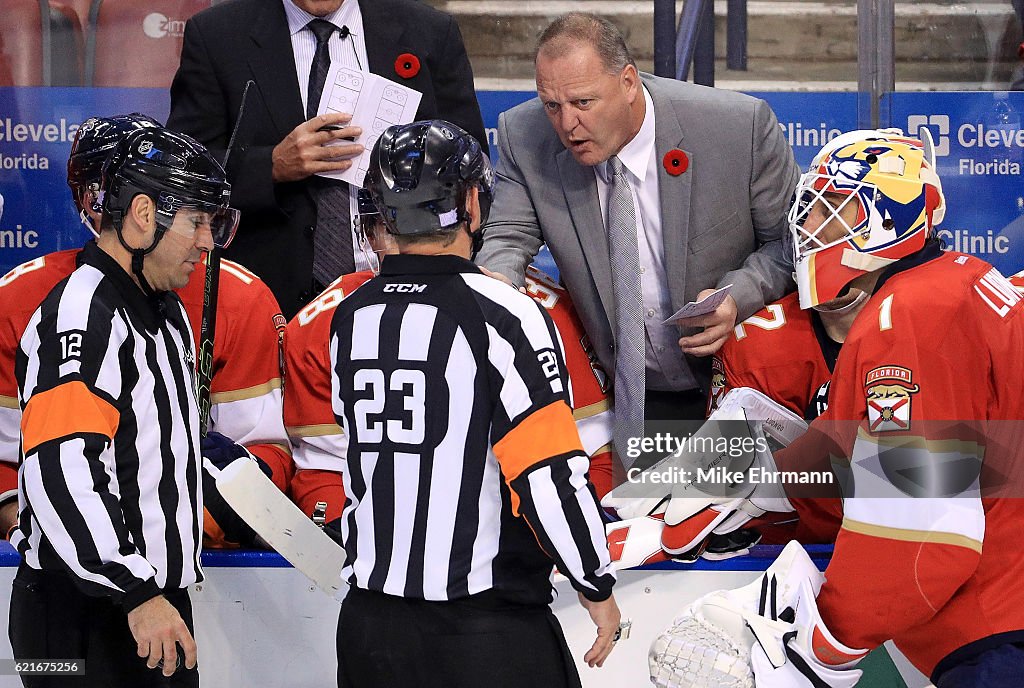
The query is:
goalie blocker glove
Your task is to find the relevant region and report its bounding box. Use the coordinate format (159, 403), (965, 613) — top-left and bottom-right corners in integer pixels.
(201, 431), (273, 546)
(603, 388), (804, 558)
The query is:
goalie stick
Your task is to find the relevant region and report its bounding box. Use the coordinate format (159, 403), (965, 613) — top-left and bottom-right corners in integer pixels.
(212, 458), (348, 598)
(198, 78), (253, 435)
(194, 81), (350, 597)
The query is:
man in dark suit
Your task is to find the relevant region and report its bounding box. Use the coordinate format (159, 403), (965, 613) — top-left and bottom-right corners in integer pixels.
(477, 13), (799, 460)
(168, 0), (486, 317)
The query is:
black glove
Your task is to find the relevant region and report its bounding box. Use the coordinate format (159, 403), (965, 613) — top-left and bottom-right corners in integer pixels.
(202, 469), (262, 547)
(323, 517), (344, 547)
(201, 431), (272, 478)
(200, 431), (270, 547)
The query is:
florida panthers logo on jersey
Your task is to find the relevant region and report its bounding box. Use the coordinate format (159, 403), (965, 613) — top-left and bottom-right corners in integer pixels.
(864, 366), (919, 433)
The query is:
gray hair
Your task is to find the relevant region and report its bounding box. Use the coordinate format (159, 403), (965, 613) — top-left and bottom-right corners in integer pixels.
(536, 12), (636, 73)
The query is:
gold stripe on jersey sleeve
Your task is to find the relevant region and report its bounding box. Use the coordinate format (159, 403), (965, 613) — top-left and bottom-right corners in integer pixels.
(591, 442), (612, 456)
(210, 378), (281, 404)
(255, 442), (292, 456)
(841, 518), (983, 554)
(287, 423), (343, 438)
(572, 399), (610, 421)
(856, 427), (984, 457)
(219, 259), (255, 285)
(0, 395), (17, 410)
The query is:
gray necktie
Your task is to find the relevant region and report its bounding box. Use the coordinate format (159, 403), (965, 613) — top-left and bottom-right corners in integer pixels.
(606, 156), (646, 469)
(306, 18), (354, 287)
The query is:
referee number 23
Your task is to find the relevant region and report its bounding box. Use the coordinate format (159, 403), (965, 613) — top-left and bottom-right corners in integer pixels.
(353, 368), (425, 444)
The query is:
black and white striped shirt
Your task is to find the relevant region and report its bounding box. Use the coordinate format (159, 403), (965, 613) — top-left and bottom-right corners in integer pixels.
(12, 242), (203, 612)
(330, 254), (614, 605)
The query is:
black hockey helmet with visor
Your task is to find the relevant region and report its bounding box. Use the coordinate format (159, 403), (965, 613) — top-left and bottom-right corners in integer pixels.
(67, 113), (161, 236)
(101, 127), (239, 250)
(364, 119), (493, 236)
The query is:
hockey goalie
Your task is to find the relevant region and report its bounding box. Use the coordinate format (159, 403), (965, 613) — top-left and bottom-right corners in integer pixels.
(647, 128), (1024, 688)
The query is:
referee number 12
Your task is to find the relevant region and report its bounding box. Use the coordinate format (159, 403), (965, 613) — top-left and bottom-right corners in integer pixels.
(353, 368), (426, 444)
(60, 332), (83, 360)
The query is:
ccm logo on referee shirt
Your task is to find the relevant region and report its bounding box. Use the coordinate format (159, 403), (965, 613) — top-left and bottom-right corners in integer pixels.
(383, 283), (427, 293)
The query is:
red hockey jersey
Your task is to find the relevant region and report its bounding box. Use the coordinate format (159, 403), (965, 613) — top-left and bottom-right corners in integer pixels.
(1010, 268), (1024, 292)
(710, 291), (842, 543)
(176, 256), (291, 494)
(285, 266), (615, 521)
(787, 248), (1024, 679)
(0, 251), (79, 506)
(0, 249), (290, 544)
(709, 291), (837, 419)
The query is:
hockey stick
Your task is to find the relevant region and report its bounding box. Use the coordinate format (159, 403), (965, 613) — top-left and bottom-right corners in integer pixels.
(213, 458), (348, 598)
(194, 81), (350, 597)
(198, 79), (254, 435)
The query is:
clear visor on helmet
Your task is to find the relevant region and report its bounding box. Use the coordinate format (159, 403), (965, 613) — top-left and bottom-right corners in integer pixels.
(77, 182), (103, 238)
(788, 173), (870, 260)
(355, 209), (386, 275)
(155, 193), (240, 249)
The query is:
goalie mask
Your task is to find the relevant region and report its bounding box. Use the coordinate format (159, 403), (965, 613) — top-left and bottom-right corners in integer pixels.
(67, 113), (161, 237)
(364, 119), (494, 238)
(789, 128), (945, 309)
(101, 127), (239, 293)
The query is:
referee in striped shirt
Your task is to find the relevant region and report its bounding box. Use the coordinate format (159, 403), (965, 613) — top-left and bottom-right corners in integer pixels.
(10, 127), (240, 687)
(332, 120), (620, 688)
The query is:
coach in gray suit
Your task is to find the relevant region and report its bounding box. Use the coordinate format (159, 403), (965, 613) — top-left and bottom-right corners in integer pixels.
(478, 13), (798, 435)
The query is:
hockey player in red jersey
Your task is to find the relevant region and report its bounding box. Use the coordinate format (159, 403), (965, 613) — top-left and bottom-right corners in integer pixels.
(710, 293), (837, 421)
(0, 114), (291, 546)
(286, 193), (615, 522)
(707, 251), (878, 544)
(739, 129), (1024, 687)
(283, 193), (382, 523)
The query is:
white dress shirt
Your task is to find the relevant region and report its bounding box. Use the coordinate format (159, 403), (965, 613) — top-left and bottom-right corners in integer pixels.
(283, 0), (372, 272)
(595, 85), (697, 392)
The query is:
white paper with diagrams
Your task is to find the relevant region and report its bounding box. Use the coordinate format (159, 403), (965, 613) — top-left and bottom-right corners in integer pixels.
(314, 65), (422, 186)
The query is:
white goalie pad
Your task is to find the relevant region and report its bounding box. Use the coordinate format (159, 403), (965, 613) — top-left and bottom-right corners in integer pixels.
(210, 458), (347, 598)
(649, 541), (823, 688)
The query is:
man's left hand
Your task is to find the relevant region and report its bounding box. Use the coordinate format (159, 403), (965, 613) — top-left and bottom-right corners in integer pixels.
(676, 291), (738, 357)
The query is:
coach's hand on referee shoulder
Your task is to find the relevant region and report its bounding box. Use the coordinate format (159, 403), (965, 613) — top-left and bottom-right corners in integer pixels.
(127, 595), (197, 676)
(578, 591), (622, 668)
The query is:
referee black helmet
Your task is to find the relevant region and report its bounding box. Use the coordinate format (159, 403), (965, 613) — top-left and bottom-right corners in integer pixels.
(364, 119), (494, 236)
(101, 127), (239, 250)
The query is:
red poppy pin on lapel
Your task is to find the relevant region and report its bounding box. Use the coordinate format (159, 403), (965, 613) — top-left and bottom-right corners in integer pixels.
(395, 53), (420, 79)
(663, 149), (689, 176)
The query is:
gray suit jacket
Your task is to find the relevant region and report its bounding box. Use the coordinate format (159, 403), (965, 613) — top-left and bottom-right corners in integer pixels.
(477, 74), (799, 388)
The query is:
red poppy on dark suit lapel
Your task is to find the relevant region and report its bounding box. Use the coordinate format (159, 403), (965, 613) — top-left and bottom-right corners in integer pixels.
(395, 53), (420, 79)
(663, 149), (689, 176)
